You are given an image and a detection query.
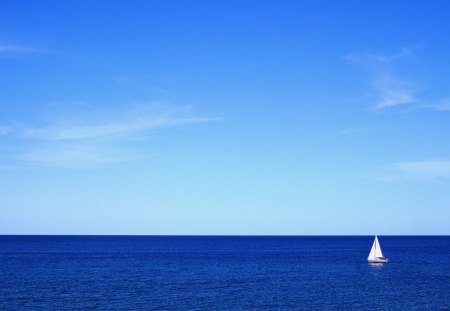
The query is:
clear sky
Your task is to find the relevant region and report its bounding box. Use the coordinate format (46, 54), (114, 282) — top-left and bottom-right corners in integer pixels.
(1, 1), (450, 234)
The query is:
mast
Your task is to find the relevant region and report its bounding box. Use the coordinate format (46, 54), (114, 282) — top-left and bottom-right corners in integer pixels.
(375, 235), (377, 253)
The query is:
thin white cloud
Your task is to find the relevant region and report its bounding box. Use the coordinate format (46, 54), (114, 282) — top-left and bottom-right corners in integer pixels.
(419, 99), (450, 111)
(373, 74), (416, 109)
(0, 45), (36, 54)
(380, 160), (450, 182)
(344, 47), (417, 65)
(18, 143), (140, 168)
(345, 47), (434, 111)
(0, 126), (12, 135)
(21, 115), (216, 141)
(338, 128), (357, 135)
(0, 103), (220, 168)
(112, 74), (174, 95)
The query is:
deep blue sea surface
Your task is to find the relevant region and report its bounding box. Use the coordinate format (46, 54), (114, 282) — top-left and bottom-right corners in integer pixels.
(0, 236), (449, 310)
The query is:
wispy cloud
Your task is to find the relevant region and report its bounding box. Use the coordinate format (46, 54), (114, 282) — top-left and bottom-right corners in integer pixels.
(21, 114), (215, 141)
(344, 46), (448, 111)
(18, 143), (140, 168)
(338, 128), (358, 135)
(419, 99), (450, 111)
(0, 103), (220, 168)
(344, 47), (417, 65)
(378, 160), (450, 182)
(112, 74), (176, 95)
(0, 126), (12, 135)
(0, 45), (36, 55)
(372, 74), (417, 109)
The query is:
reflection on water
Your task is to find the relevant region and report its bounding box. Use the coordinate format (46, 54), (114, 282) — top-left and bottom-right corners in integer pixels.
(368, 262), (385, 270)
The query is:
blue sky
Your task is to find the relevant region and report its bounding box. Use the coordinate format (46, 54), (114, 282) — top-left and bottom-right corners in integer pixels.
(1, 1), (450, 234)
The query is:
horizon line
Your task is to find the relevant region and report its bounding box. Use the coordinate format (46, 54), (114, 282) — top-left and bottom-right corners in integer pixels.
(1, 234), (448, 237)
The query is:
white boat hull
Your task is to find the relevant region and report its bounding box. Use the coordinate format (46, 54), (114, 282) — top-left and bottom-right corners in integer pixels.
(368, 258), (389, 263)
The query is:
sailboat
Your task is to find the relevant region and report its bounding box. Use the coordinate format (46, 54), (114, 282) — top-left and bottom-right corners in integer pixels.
(367, 235), (389, 263)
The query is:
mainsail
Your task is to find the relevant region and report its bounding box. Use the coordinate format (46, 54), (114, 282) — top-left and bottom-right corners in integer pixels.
(367, 235), (384, 260)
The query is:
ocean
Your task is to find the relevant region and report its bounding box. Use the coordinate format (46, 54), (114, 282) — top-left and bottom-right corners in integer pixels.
(0, 236), (448, 310)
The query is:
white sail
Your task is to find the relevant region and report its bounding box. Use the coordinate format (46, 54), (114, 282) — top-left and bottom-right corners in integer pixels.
(374, 236), (384, 258)
(367, 239), (376, 260)
(367, 235), (383, 260)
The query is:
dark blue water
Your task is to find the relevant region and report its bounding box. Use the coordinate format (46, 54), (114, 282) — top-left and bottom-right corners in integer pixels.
(0, 236), (449, 310)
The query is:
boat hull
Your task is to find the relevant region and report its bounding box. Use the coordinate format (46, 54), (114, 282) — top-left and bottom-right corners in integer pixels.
(367, 258), (389, 263)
